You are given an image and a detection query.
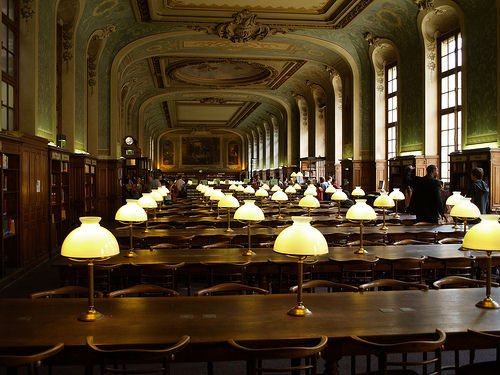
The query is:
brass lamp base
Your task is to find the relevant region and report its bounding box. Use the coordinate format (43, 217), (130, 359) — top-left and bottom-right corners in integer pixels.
(225, 228), (234, 232)
(242, 249), (256, 256)
(125, 249), (137, 258)
(354, 248), (368, 254)
(476, 297), (500, 309)
(379, 225), (388, 231)
(287, 304), (312, 317)
(78, 308), (103, 322)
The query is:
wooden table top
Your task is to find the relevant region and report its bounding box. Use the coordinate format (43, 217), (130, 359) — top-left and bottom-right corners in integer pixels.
(1, 289), (499, 350)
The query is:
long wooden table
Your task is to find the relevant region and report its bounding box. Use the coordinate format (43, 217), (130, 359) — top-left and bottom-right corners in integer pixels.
(1, 289), (500, 374)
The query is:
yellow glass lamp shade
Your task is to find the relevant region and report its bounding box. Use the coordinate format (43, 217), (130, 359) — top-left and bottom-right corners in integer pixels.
(331, 190), (348, 201)
(346, 199), (377, 221)
(187, 180), (193, 185)
(255, 188), (269, 197)
(290, 172), (297, 178)
(209, 189), (225, 201)
(158, 186), (169, 195)
(271, 185), (281, 192)
(261, 183), (270, 191)
(373, 193), (395, 208)
(196, 184), (202, 191)
(389, 188), (405, 201)
(204, 187), (215, 197)
(272, 190), (288, 202)
(274, 216), (328, 256)
(293, 183), (302, 190)
(296, 172), (303, 178)
(61, 217), (119, 259)
(236, 185), (245, 192)
(243, 185), (255, 194)
(138, 193), (157, 209)
(208, 181), (215, 185)
(218, 193), (240, 209)
(285, 186), (296, 194)
(116, 200), (148, 222)
(450, 198), (480, 219)
(199, 185), (208, 193)
(446, 191), (463, 206)
(150, 190), (163, 203)
(325, 186), (336, 194)
(299, 195), (320, 208)
(304, 187), (317, 196)
(462, 215), (500, 251)
(229, 184), (237, 190)
(234, 200), (265, 221)
(351, 186), (365, 197)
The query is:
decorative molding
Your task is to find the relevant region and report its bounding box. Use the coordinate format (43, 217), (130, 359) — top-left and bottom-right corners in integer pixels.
(62, 29), (74, 62)
(91, 24), (116, 41)
(376, 70), (384, 93)
(191, 9), (291, 43)
(414, 0), (435, 11)
(325, 66), (340, 80)
(200, 97), (227, 105)
(426, 40), (437, 71)
(363, 31), (381, 47)
(21, 0), (35, 19)
(334, 0), (374, 29)
(87, 25), (116, 88)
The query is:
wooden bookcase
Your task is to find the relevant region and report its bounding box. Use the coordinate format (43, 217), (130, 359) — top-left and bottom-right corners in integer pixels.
(48, 148), (71, 251)
(450, 148), (500, 211)
(71, 155), (97, 222)
(123, 157), (150, 182)
(300, 156), (326, 181)
(340, 159), (353, 191)
(388, 155), (426, 192)
(0, 138), (20, 278)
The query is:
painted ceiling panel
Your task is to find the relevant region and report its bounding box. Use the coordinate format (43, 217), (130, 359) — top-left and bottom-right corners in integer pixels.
(176, 103), (242, 122)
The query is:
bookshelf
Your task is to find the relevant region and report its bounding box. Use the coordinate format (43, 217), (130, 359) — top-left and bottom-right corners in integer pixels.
(450, 148), (500, 211)
(388, 155), (426, 192)
(71, 155), (97, 222)
(48, 149), (71, 251)
(123, 157), (150, 182)
(299, 156), (326, 181)
(0, 140), (20, 278)
(340, 159), (353, 192)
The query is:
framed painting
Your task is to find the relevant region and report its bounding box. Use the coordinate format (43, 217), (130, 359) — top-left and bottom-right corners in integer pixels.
(162, 140), (174, 165)
(228, 141), (239, 165)
(182, 137), (220, 165)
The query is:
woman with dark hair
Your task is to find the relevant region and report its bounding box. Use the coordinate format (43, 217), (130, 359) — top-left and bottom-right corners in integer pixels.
(468, 167), (490, 213)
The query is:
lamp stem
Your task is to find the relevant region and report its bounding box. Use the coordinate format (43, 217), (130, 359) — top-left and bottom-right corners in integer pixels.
(144, 210), (149, 232)
(308, 207), (311, 216)
(463, 219), (467, 237)
(287, 257), (311, 317)
(453, 216), (459, 229)
(243, 222), (255, 256)
(381, 209), (387, 231)
(337, 201), (341, 219)
(78, 260), (103, 322)
(216, 205), (220, 220)
(278, 201), (282, 218)
(476, 251), (499, 309)
(354, 221), (368, 254)
(394, 200), (399, 218)
(226, 208), (232, 232)
(126, 222), (135, 258)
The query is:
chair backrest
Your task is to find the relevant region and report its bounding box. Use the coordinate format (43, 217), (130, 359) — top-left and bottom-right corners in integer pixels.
(140, 263), (185, 289)
(195, 282), (269, 296)
(381, 256), (427, 283)
(107, 284), (179, 298)
(227, 336), (328, 375)
(0, 343), (64, 374)
(433, 276), (500, 289)
(465, 329), (500, 362)
(87, 335), (190, 374)
(438, 237), (463, 244)
(351, 329), (446, 375)
(346, 240), (386, 247)
(290, 280), (359, 293)
(392, 239), (432, 245)
(359, 279), (429, 291)
(330, 258), (379, 285)
(30, 286), (103, 299)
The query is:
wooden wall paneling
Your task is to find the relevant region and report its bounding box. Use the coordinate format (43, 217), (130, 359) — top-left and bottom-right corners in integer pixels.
(489, 151), (500, 211)
(106, 160), (122, 219)
(96, 160), (108, 219)
(375, 160), (387, 190)
(352, 160), (375, 193)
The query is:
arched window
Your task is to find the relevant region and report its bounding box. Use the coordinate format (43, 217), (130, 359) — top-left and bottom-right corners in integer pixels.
(1, 0), (18, 130)
(386, 63), (398, 161)
(438, 31), (462, 182)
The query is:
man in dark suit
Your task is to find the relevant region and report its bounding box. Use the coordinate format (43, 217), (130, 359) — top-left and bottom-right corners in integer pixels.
(405, 164), (446, 224)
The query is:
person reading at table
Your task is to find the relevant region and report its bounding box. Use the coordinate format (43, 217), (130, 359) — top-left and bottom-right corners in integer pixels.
(406, 164), (446, 224)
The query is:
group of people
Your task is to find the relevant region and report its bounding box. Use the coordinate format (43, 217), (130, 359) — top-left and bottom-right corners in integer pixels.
(406, 164), (490, 224)
(122, 173), (187, 203)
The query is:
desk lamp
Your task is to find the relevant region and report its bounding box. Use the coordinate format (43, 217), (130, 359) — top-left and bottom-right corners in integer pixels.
(255, 187), (269, 208)
(235, 184), (245, 201)
(274, 216), (328, 316)
(325, 186), (336, 205)
(461, 215), (500, 309)
(261, 183), (270, 191)
(296, 171), (303, 182)
(158, 185), (170, 199)
(373, 192), (395, 230)
(199, 185), (209, 204)
(389, 188), (405, 218)
(299, 195), (320, 216)
(331, 190), (348, 218)
(210, 189), (226, 219)
(446, 191), (464, 229)
(346, 199), (377, 254)
(304, 186), (317, 196)
(271, 190), (288, 219)
(285, 185), (296, 205)
(290, 172), (297, 180)
(137, 193), (157, 232)
(229, 184), (237, 192)
(293, 183), (302, 191)
(351, 186), (365, 199)
(219, 193), (240, 232)
(450, 198), (480, 236)
(271, 185), (281, 192)
(204, 187), (215, 210)
(116, 199), (148, 258)
(150, 189), (164, 217)
(243, 185), (255, 196)
(62, 217), (119, 321)
(234, 200), (265, 256)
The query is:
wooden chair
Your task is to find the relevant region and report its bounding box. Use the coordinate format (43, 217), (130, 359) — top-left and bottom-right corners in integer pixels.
(201, 261), (250, 285)
(267, 259), (318, 293)
(324, 232), (350, 246)
(148, 235), (195, 249)
(0, 343), (64, 375)
(381, 256), (427, 283)
(438, 237), (463, 244)
(359, 279), (429, 292)
(432, 276), (500, 289)
(331, 258), (379, 285)
(227, 336), (328, 375)
(346, 240), (386, 247)
(438, 256), (476, 278)
(139, 262), (185, 290)
(350, 329), (446, 375)
(195, 282), (269, 296)
(290, 280), (359, 293)
(392, 239), (432, 245)
(86, 335), (190, 375)
(30, 286), (103, 299)
(456, 330), (500, 375)
(76, 264), (123, 293)
(107, 284), (179, 298)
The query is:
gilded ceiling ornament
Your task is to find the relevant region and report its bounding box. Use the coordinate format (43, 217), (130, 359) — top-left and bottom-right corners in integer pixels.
(414, 0), (435, 11)
(363, 32), (381, 47)
(21, 0), (35, 19)
(88, 25), (117, 88)
(200, 97), (226, 104)
(191, 9), (291, 43)
(62, 29), (74, 62)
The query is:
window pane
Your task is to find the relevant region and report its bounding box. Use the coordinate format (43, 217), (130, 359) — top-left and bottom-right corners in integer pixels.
(8, 83), (13, 107)
(7, 52), (13, 76)
(8, 108), (13, 130)
(8, 0), (14, 21)
(1, 106), (6, 130)
(8, 29), (14, 53)
(441, 130), (448, 147)
(448, 92), (455, 107)
(1, 81), (6, 105)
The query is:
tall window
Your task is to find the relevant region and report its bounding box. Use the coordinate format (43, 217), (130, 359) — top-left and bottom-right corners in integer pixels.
(1, 0), (18, 131)
(386, 64), (397, 162)
(439, 31), (462, 182)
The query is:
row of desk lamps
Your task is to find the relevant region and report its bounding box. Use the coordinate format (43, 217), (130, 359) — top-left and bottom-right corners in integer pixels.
(59, 181), (500, 322)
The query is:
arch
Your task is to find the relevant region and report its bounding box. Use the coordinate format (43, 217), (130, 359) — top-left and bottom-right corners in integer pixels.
(292, 92), (309, 158)
(306, 81), (327, 157)
(270, 114), (280, 169)
(263, 120), (271, 170)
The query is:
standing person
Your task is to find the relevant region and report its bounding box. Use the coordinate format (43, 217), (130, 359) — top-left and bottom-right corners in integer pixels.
(151, 174), (161, 189)
(174, 175), (185, 198)
(405, 165), (446, 224)
(142, 175), (153, 193)
(468, 167), (490, 214)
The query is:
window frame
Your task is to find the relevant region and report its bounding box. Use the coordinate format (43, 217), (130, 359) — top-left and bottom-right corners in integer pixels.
(385, 62), (398, 163)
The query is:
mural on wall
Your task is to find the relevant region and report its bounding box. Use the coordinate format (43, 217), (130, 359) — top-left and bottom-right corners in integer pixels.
(162, 140), (174, 166)
(228, 141), (239, 165)
(182, 137), (220, 165)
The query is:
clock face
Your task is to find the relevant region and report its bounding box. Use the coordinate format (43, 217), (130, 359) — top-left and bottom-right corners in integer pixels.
(125, 136), (134, 146)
